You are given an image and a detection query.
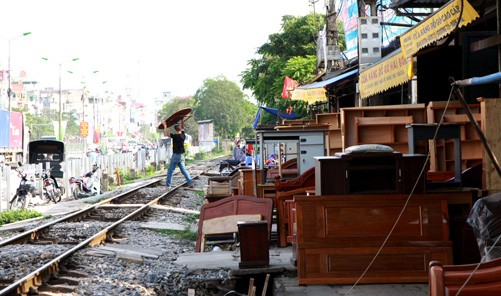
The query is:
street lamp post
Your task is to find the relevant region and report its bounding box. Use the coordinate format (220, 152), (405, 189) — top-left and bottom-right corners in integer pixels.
(8, 32), (31, 111)
(42, 57), (79, 141)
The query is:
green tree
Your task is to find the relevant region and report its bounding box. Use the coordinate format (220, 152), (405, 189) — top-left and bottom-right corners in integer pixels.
(193, 76), (256, 140)
(240, 13), (324, 121)
(25, 112), (54, 140)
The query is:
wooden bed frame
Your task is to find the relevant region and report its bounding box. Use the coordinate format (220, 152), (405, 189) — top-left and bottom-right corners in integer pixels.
(274, 167), (315, 247)
(294, 194), (453, 284)
(429, 258), (501, 296)
(195, 195), (273, 252)
(267, 158), (298, 181)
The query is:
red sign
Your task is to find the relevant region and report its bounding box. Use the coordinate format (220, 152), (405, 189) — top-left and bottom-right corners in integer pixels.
(80, 121), (89, 137)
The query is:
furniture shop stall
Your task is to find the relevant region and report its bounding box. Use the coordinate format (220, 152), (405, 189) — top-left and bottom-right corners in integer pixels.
(254, 127), (326, 185)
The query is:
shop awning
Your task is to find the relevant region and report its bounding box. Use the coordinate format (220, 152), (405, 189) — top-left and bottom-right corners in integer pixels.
(359, 0), (479, 99)
(400, 0), (479, 58)
(253, 106), (301, 129)
(296, 69), (358, 90)
(359, 49), (411, 99)
(291, 69), (358, 103)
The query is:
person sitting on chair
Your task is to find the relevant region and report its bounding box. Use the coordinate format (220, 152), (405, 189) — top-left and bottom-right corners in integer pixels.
(265, 154), (278, 166)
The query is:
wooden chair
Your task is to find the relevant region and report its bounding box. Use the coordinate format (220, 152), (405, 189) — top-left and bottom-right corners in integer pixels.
(429, 258), (501, 296)
(274, 167), (315, 247)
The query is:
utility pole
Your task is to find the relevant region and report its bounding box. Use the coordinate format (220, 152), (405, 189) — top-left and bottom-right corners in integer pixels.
(325, 0), (343, 72)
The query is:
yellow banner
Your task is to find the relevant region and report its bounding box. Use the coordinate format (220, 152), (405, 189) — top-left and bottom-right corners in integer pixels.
(400, 0), (479, 58)
(359, 50), (410, 99)
(291, 87), (327, 104)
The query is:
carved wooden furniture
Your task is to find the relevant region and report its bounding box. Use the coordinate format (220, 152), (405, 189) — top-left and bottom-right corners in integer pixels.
(293, 194), (452, 284)
(274, 167), (315, 247)
(314, 152), (427, 195)
(195, 195), (273, 252)
(429, 258), (501, 296)
(266, 158), (297, 181)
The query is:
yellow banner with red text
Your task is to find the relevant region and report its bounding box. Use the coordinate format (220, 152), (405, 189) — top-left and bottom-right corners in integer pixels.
(359, 51), (410, 99)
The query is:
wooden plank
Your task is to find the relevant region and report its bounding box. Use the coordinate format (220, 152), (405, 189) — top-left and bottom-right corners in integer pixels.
(355, 116), (413, 126)
(470, 34), (501, 52)
(202, 214), (261, 235)
(444, 113), (481, 123)
(481, 98), (501, 193)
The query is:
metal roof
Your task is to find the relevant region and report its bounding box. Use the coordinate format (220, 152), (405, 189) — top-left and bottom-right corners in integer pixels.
(388, 0), (449, 9)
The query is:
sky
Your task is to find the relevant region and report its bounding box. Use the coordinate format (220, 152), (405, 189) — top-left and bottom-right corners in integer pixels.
(1, 0), (313, 103)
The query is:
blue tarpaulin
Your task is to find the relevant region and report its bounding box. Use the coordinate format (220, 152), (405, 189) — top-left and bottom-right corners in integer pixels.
(253, 106), (301, 129)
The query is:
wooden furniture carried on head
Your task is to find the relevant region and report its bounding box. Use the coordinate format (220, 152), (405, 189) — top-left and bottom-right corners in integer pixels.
(195, 195), (273, 252)
(293, 194), (453, 284)
(314, 152), (427, 195)
(429, 258), (501, 296)
(274, 167), (315, 247)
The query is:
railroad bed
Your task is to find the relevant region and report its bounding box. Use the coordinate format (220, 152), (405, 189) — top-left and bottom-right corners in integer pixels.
(0, 159), (230, 296)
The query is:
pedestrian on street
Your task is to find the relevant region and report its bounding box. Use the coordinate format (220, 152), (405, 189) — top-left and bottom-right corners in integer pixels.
(165, 124), (194, 188)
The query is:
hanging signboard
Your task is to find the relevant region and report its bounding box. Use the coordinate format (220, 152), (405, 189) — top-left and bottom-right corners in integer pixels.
(359, 50), (410, 99)
(80, 121), (89, 137)
(400, 0), (479, 58)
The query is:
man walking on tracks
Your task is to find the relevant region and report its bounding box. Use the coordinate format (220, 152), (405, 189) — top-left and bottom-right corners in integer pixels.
(166, 124), (194, 189)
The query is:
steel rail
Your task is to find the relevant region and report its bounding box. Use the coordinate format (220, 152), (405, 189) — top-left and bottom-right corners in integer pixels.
(0, 176), (164, 247)
(0, 163), (210, 295)
(0, 180), (175, 295)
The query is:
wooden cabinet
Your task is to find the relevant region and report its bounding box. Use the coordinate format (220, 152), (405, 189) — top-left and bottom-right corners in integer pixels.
(316, 113), (342, 156)
(294, 194), (452, 284)
(341, 104), (427, 153)
(314, 152), (426, 195)
(426, 101), (482, 174)
(238, 221), (269, 268)
(239, 169), (262, 196)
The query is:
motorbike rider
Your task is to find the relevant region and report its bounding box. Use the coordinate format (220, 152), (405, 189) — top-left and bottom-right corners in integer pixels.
(232, 139), (245, 163)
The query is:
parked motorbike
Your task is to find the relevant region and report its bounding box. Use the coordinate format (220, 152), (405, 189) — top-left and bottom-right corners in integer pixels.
(69, 164), (101, 199)
(219, 159), (242, 177)
(39, 166), (64, 203)
(8, 162), (36, 210)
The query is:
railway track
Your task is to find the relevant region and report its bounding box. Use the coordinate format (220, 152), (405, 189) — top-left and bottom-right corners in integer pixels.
(0, 159), (220, 296)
